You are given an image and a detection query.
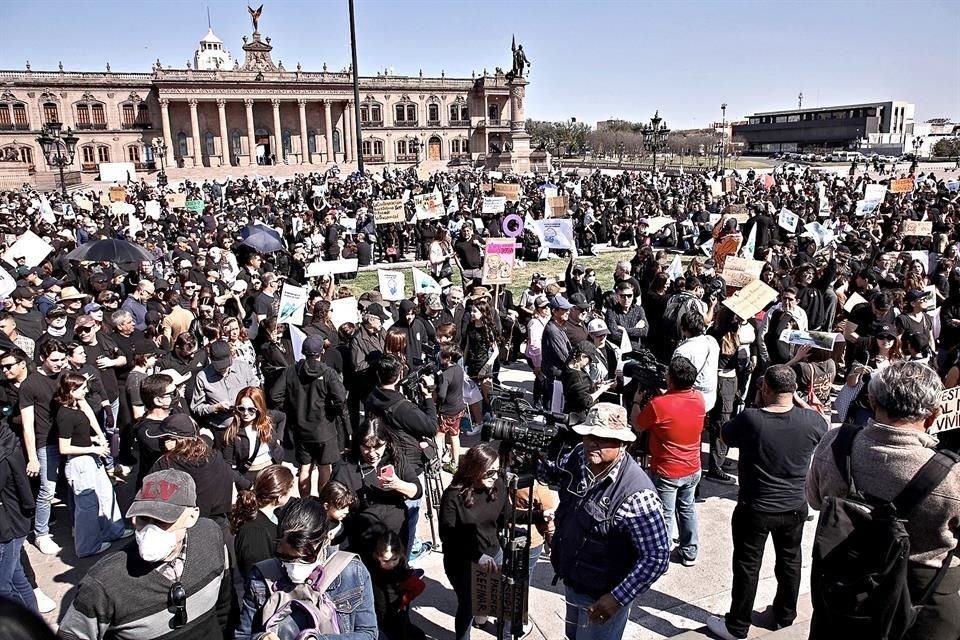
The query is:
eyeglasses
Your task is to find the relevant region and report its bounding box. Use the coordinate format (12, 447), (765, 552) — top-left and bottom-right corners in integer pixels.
(482, 468), (500, 479)
(235, 406), (258, 415)
(76, 326), (95, 333)
(0, 361), (22, 370)
(168, 581), (187, 629)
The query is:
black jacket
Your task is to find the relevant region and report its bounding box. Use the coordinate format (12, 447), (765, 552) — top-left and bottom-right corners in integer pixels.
(0, 426), (34, 542)
(364, 387), (437, 475)
(220, 409), (287, 489)
(283, 358), (347, 445)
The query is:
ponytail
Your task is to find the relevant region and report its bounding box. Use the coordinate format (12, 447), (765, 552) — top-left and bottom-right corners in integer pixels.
(229, 489), (259, 534)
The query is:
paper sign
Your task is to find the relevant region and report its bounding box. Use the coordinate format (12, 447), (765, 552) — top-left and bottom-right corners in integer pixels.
(709, 180), (723, 198)
(373, 199), (406, 224)
(110, 201), (134, 216)
(643, 216), (675, 235)
(843, 292), (868, 313)
(0, 269), (16, 299)
(721, 256), (765, 288)
(471, 565), (521, 620)
(482, 197), (507, 214)
(761, 174), (775, 190)
(931, 386), (960, 434)
(493, 183), (520, 202)
(74, 194), (93, 212)
(329, 297), (360, 329)
(855, 199), (881, 216)
(166, 192), (187, 208)
(289, 325), (306, 362)
(902, 220), (932, 237)
(414, 191), (444, 220)
(778, 209), (799, 233)
(481, 238), (516, 285)
(277, 283), (308, 325)
(533, 219), (574, 250)
(779, 329), (841, 351)
(667, 255), (684, 281)
(864, 184), (888, 202)
(109, 186), (127, 202)
(412, 266), (442, 294)
(546, 196), (568, 218)
(700, 238), (714, 257)
(98, 192), (112, 206)
(378, 269), (406, 301)
(144, 200), (161, 220)
(487, 171), (503, 180)
(305, 259), (359, 277)
(543, 187), (558, 199)
(3, 230), (54, 268)
(723, 279), (778, 320)
(185, 199), (205, 213)
(889, 178), (915, 194)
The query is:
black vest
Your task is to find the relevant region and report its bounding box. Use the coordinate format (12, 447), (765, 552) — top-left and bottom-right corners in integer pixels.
(551, 446), (656, 599)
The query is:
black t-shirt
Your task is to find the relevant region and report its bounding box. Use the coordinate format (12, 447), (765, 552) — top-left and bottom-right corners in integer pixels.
(135, 417), (166, 488)
(453, 238), (483, 269)
(254, 292), (276, 319)
(19, 372), (59, 447)
(11, 309), (45, 341)
(895, 312), (931, 337)
(83, 336), (120, 401)
(57, 405), (93, 448)
(848, 303), (897, 338)
(722, 407), (826, 512)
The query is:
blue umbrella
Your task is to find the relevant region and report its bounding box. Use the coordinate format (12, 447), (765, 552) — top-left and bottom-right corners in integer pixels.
(239, 223), (285, 253)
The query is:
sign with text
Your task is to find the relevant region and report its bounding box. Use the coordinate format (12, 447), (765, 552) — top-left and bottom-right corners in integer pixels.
(413, 190), (444, 220)
(932, 386), (960, 434)
(723, 176), (737, 193)
(166, 192), (187, 209)
(378, 269), (406, 301)
(277, 283), (308, 325)
(643, 216), (675, 235)
(546, 195), (569, 218)
(481, 238), (516, 285)
(109, 186), (127, 202)
(493, 183), (520, 201)
(373, 199), (406, 224)
(902, 220), (932, 237)
(482, 196), (506, 214)
(185, 199), (205, 213)
(890, 177), (915, 194)
(727, 204), (750, 225)
(721, 256), (765, 288)
(778, 208), (799, 233)
(471, 565), (522, 620)
(532, 219), (574, 250)
(779, 329), (841, 351)
(723, 279), (778, 320)
(305, 259), (359, 277)
(74, 194), (94, 212)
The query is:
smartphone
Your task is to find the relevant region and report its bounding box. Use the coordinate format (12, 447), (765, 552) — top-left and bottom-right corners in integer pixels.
(378, 464), (395, 482)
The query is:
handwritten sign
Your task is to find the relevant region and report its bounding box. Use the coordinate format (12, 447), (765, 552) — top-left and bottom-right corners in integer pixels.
(185, 199), (205, 213)
(723, 279), (778, 319)
(373, 199), (405, 225)
(721, 256), (765, 288)
(546, 196), (569, 218)
(482, 238), (516, 285)
(109, 186), (127, 202)
(74, 194), (93, 212)
(413, 191), (444, 220)
(493, 183), (520, 202)
(931, 386), (960, 434)
(471, 565), (522, 621)
(728, 204), (750, 225)
(890, 177), (915, 194)
(482, 196), (506, 214)
(902, 220), (932, 237)
(166, 192), (187, 209)
(723, 176), (737, 193)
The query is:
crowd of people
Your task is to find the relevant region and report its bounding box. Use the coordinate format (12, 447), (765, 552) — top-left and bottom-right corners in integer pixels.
(0, 158), (958, 640)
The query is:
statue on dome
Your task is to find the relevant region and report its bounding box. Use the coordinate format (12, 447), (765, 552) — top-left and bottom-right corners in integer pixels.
(247, 4), (263, 34)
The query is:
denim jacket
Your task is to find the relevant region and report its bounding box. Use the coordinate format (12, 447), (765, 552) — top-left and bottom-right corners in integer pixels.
(234, 555), (379, 640)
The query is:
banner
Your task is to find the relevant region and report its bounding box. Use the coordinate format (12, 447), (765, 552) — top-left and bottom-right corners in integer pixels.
(277, 283), (308, 325)
(482, 196), (506, 214)
(185, 199), (205, 213)
(305, 259), (359, 277)
(166, 192), (187, 208)
(378, 269), (406, 301)
(721, 256), (765, 288)
(902, 220), (932, 237)
(481, 238), (516, 285)
(889, 177), (915, 194)
(329, 297), (360, 329)
(778, 329), (841, 351)
(3, 230), (54, 267)
(493, 183), (520, 201)
(532, 219), (574, 250)
(413, 190), (444, 220)
(723, 279), (778, 320)
(778, 209), (799, 233)
(373, 199), (406, 224)
(412, 266), (442, 294)
(546, 196), (568, 218)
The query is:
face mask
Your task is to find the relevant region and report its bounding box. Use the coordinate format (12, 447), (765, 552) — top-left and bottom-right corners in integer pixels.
(136, 524), (179, 563)
(282, 557), (323, 583)
(586, 277), (596, 284)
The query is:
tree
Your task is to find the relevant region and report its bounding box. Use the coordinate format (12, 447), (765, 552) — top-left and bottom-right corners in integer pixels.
(932, 138), (960, 157)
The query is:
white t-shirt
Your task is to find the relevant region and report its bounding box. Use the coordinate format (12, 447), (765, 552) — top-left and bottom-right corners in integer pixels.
(673, 334), (721, 411)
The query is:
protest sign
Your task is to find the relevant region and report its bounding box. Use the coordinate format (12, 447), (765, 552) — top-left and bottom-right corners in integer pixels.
(412, 267), (442, 294)
(0, 269), (16, 299)
(855, 199), (881, 216)
(100, 162), (136, 183)
(804, 221), (835, 251)
(843, 291), (868, 313)
(339, 216), (356, 233)
(109, 186), (127, 202)
(329, 297), (360, 329)
(3, 230), (54, 268)
(144, 200), (161, 220)
(373, 199), (406, 224)
(305, 259), (358, 277)
(778, 209), (799, 232)
(487, 171), (503, 180)
(778, 329), (841, 351)
(643, 216), (675, 235)
(543, 187), (558, 199)
(533, 219), (574, 250)
(761, 174), (775, 190)
(414, 190), (444, 220)
(378, 270), (406, 301)
(277, 283), (308, 325)
(902, 220), (932, 237)
(166, 192), (187, 208)
(110, 201), (135, 216)
(931, 386), (960, 434)
(98, 191), (112, 206)
(185, 199), (205, 213)
(743, 222), (757, 258)
(709, 180), (723, 198)
(700, 237), (714, 257)
(74, 194), (93, 212)
(890, 177), (915, 194)
(493, 183), (520, 201)
(721, 256), (765, 288)
(723, 176), (737, 193)
(471, 565), (519, 619)
(289, 325), (306, 362)
(728, 204), (750, 225)
(864, 183), (887, 202)
(311, 184), (328, 197)
(723, 279), (778, 320)
(946, 180), (960, 193)
(481, 238), (516, 286)
(482, 196), (506, 214)
(546, 196), (568, 218)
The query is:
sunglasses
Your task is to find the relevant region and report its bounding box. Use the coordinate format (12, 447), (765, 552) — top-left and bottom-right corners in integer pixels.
(0, 361), (22, 370)
(76, 326), (96, 333)
(235, 406), (258, 415)
(168, 581), (187, 629)
(482, 468), (500, 480)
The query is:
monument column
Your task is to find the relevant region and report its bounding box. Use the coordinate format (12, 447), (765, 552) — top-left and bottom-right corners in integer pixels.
(244, 98), (256, 166)
(271, 99), (284, 163)
(297, 99), (310, 164)
(504, 77), (532, 173)
(343, 102), (353, 164)
(188, 98), (202, 168)
(216, 99), (228, 167)
(159, 98), (174, 165)
(323, 100), (334, 163)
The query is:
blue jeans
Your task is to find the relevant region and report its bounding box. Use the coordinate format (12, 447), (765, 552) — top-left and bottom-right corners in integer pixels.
(34, 444), (60, 538)
(405, 472), (425, 557)
(653, 470), (701, 561)
(0, 536), (38, 613)
(65, 455), (126, 557)
(564, 584), (633, 640)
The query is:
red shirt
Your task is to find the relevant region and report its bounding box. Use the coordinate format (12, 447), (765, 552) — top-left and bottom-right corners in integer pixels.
(634, 389), (706, 479)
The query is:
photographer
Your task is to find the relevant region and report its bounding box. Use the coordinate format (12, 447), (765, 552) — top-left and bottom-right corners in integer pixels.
(365, 354), (439, 557)
(550, 403), (670, 639)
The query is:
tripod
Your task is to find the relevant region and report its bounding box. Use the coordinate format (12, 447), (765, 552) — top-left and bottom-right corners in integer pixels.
(495, 472), (534, 640)
(420, 445), (446, 551)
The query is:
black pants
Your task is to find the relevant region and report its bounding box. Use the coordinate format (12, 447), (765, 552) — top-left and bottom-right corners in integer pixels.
(725, 504), (807, 638)
(906, 563), (960, 640)
(709, 375), (738, 473)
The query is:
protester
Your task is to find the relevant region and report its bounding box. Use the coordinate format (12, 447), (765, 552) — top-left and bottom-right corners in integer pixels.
(230, 464), (296, 580)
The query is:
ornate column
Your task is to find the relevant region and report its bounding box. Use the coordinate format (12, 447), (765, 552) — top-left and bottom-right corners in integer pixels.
(271, 99), (283, 164)
(159, 98), (174, 165)
(188, 99), (202, 168)
(216, 99), (228, 167)
(323, 100), (334, 163)
(244, 98), (256, 166)
(297, 98), (309, 164)
(344, 101), (353, 164)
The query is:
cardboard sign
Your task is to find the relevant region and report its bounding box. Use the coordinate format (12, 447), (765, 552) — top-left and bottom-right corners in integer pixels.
(931, 386), (960, 434)
(471, 565), (521, 620)
(546, 196), (568, 218)
(413, 191), (444, 220)
(864, 183), (888, 202)
(109, 186), (127, 202)
(721, 256), (765, 288)
(482, 197), (506, 214)
(890, 177), (915, 194)
(779, 329), (841, 351)
(305, 259), (359, 277)
(493, 183), (520, 202)
(778, 209), (799, 233)
(166, 192), (187, 209)
(902, 220), (932, 237)
(481, 238), (516, 285)
(2, 230), (54, 268)
(277, 283), (308, 325)
(723, 279), (778, 319)
(373, 199), (406, 225)
(378, 269), (406, 301)
(728, 204), (750, 225)
(723, 176), (737, 193)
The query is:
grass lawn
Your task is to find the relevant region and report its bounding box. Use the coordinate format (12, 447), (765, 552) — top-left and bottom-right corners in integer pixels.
(341, 248), (638, 299)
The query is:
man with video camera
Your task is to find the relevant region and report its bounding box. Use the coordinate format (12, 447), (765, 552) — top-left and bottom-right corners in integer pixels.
(365, 353), (439, 558)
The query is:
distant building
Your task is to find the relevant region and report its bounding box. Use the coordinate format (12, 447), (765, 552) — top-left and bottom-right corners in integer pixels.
(733, 101), (915, 155)
(194, 28), (233, 71)
(596, 119), (634, 132)
(912, 118), (959, 157)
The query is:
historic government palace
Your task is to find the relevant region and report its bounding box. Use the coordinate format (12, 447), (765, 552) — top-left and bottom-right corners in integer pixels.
(0, 9), (527, 179)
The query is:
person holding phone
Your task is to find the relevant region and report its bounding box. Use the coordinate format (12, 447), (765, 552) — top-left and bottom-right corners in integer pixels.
(332, 418), (421, 554)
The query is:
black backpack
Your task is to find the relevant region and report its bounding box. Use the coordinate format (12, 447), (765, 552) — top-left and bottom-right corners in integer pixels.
(810, 423), (960, 639)
(661, 292), (701, 340)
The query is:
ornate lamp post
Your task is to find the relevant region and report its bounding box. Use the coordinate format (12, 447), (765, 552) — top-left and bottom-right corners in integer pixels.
(36, 122), (79, 200)
(152, 137), (168, 188)
(410, 136), (422, 166)
(641, 111), (670, 172)
(720, 102), (728, 172)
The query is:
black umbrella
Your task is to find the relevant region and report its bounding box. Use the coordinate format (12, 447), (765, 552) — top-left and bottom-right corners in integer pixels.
(64, 239), (156, 263)
(239, 223), (285, 254)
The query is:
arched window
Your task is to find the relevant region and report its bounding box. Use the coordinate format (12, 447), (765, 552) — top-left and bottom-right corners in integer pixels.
(76, 104), (90, 126)
(427, 103), (440, 125)
(81, 146), (96, 165)
(460, 104), (469, 121)
(449, 104), (459, 122)
(127, 145), (141, 163)
(91, 104), (105, 126)
(18, 146), (32, 165)
(136, 103), (150, 126)
(12, 104), (28, 128)
(361, 139), (384, 160)
(204, 131), (216, 156)
(176, 132), (188, 157)
(282, 129), (292, 156)
(122, 104), (136, 127)
(332, 129), (342, 154)
(43, 102), (59, 124)
(451, 138), (470, 156)
(397, 139), (408, 156)
(307, 129), (317, 154)
(360, 98), (383, 126)
(231, 129), (243, 155)
(449, 99), (468, 125)
(97, 146), (110, 163)
(394, 97), (417, 126)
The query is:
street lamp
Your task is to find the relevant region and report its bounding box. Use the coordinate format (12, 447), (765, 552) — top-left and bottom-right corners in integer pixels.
(36, 122), (79, 200)
(152, 137), (168, 188)
(641, 111), (670, 172)
(409, 137), (422, 166)
(720, 103), (727, 172)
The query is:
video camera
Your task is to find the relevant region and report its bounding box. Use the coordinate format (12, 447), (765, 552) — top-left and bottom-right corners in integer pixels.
(399, 343), (439, 405)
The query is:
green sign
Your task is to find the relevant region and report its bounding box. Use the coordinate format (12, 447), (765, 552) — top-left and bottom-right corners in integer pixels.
(185, 199), (205, 213)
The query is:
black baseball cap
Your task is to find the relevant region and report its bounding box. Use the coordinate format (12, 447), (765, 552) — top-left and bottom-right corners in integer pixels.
(208, 340), (232, 372)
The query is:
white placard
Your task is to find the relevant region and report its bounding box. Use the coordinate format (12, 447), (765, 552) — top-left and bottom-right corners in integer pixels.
(378, 269), (407, 301)
(3, 230), (54, 268)
(144, 200), (161, 220)
(412, 267), (442, 294)
(533, 219), (574, 250)
(277, 283), (308, 325)
(482, 197), (507, 214)
(98, 162), (136, 183)
(778, 209), (799, 232)
(0, 269), (16, 299)
(305, 259), (359, 277)
(330, 297), (361, 329)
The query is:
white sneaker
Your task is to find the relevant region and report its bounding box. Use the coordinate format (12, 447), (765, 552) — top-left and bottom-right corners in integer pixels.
(34, 535), (62, 556)
(34, 588), (56, 614)
(706, 615), (740, 640)
(118, 528), (135, 539)
(92, 542), (112, 555)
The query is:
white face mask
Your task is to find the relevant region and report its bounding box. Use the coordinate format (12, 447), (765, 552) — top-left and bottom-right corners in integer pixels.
(136, 524), (179, 563)
(586, 276), (596, 284)
(282, 557), (323, 583)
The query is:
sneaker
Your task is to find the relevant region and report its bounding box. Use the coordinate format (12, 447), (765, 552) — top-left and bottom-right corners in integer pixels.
(119, 528), (135, 539)
(706, 470), (737, 485)
(670, 548), (697, 567)
(92, 542), (112, 555)
(682, 556), (697, 567)
(472, 615), (489, 628)
(706, 615), (740, 640)
(34, 535), (62, 556)
(34, 588), (56, 614)
(409, 541), (433, 562)
(442, 462), (458, 475)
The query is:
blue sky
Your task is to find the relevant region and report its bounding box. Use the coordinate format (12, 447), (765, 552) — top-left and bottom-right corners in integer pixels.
(3, 0), (958, 128)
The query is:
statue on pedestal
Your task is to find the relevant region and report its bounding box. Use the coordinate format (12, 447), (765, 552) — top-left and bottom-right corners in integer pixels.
(247, 4), (263, 34)
(508, 35), (530, 80)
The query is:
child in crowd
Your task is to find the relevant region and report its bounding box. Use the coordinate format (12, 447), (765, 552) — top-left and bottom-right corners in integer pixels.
(364, 530), (427, 640)
(436, 345), (467, 474)
(319, 480), (356, 550)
